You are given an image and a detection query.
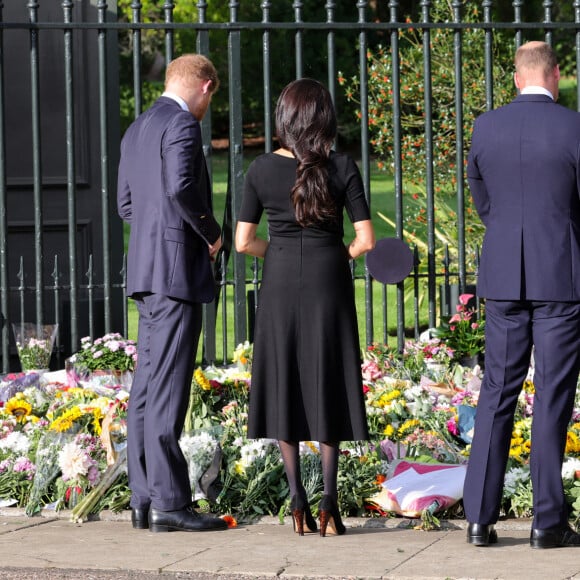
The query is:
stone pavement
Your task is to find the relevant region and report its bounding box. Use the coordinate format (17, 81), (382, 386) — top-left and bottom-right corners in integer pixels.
(0, 509), (579, 580)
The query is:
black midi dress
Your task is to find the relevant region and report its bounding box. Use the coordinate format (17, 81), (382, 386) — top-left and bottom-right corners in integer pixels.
(239, 151), (370, 442)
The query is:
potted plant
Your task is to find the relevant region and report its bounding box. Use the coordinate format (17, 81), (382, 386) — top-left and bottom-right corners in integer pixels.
(432, 294), (485, 367)
(66, 332), (137, 389)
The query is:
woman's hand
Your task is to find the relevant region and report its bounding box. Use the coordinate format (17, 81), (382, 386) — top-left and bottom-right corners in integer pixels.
(346, 219), (375, 259)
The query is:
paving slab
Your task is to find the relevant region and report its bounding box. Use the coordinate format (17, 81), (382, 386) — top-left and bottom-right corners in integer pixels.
(0, 510), (579, 579)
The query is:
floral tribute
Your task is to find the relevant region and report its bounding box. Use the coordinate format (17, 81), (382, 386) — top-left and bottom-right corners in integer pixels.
(12, 323), (59, 371)
(68, 333), (137, 373)
(432, 294), (485, 361)
(1, 333), (580, 530)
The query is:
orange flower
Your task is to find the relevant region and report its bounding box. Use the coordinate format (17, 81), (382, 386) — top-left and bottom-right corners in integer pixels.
(375, 474), (386, 486)
(221, 515), (238, 529)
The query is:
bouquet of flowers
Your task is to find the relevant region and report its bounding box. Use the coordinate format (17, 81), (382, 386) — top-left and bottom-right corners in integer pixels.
(432, 294), (485, 360)
(232, 341), (253, 373)
(180, 429), (221, 500)
(0, 431), (36, 506)
(56, 433), (106, 509)
(69, 333), (137, 373)
(12, 323), (59, 371)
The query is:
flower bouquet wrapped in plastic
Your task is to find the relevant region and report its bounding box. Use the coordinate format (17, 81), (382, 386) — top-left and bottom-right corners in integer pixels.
(69, 401), (128, 523)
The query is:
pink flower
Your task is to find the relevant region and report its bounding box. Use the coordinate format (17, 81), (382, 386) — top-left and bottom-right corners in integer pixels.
(361, 360), (382, 381)
(13, 456), (35, 474)
(458, 293), (474, 306)
(447, 418), (459, 436)
(449, 313), (461, 323)
(105, 340), (120, 352)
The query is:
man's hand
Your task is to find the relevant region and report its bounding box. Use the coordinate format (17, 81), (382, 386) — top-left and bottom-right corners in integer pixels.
(209, 236), (222, 261)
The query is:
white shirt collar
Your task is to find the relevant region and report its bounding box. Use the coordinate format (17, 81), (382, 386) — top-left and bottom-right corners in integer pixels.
(162, 91), (189, 112)
(520, 86), (554, 100)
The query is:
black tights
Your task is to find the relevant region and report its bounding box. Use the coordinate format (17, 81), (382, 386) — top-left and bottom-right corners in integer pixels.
(278, 440), (339, 499)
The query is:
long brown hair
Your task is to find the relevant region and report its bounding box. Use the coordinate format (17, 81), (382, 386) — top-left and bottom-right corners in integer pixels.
(275, 79), (337, 227)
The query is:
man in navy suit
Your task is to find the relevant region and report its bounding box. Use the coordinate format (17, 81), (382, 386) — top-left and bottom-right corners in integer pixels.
(463, 41), (580, 549)
(117, 54), (227, 533)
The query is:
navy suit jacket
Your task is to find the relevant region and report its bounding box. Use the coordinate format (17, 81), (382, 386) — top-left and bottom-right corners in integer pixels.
(468, 94), (580, 301)
(117, 97), (221, 303)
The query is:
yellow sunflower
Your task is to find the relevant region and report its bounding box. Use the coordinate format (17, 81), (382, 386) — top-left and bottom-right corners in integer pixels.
(194, 368), (211, 391)
(5, 396), (32, 423)
(50, 406), (83, 432)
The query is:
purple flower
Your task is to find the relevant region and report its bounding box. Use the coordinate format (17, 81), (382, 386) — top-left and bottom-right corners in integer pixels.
(13, 456), (35, 474)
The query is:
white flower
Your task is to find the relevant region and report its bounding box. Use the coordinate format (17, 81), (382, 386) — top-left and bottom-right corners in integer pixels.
(58, 442), (93, 482)
(562, 458), (580, 480)
(179, 432), (220, 499)
(23, 386), (49, 409)
(239, 439), (276, 467)
(299, 441), (319, 455)
(0, 431), (31, 454)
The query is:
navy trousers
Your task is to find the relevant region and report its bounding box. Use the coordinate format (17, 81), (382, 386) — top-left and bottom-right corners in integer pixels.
(463, 299), (580, 529)
(127, 292), (202, 512)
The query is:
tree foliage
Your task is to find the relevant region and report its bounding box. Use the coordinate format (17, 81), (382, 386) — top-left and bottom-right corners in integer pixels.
(116, 1), (364, 139)
(340, 0), (515, 271)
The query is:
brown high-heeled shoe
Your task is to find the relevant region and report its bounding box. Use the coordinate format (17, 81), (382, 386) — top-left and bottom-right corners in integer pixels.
(318, 494), (346, 537)
(290, 494), (317, 535)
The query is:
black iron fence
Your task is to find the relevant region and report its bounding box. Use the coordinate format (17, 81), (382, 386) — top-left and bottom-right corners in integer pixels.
(1, 1), (579, 371)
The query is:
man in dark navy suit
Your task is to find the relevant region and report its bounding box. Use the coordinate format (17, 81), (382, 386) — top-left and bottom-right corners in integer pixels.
(463, 41), (580, 549)
(117, 54), (226, 533)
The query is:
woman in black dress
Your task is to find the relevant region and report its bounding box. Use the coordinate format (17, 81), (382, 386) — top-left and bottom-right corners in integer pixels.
(235, 79), (375, 537)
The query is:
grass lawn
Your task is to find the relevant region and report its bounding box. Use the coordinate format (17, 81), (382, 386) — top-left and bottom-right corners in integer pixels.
(125, 149), (420, 363)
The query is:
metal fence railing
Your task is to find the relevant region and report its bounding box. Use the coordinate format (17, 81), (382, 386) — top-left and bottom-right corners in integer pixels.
(1, 1), (578, 371)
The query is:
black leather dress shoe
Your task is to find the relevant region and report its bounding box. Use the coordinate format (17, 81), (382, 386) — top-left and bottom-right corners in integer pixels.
(466, 523), (498, 546)
(149, 505), (228, 533)
(131, 507), (149, 530)
(530, 525), (580, 549)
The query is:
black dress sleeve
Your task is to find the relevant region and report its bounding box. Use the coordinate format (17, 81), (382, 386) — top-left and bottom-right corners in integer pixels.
(342, 155), (371, 223)
(239, 161), (264, 224)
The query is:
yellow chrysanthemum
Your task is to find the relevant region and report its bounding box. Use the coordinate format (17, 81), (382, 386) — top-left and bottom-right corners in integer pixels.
(304, 441), (319, 454)
(5, 396), (32, 422)
(234, 461), (246, 475)
(523, 380), (535, 394)
(398, 419), (420, 437)
(92, 408), (104, 436)
(383, 389), (402, 403)
(384, 424), (395, 437)
(194, 368), (211, 391)
(566, 431), (580, 454)
(376, 394), (389, 408)
(522, 440), (531, 454)
(509, 445), (523, 459)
